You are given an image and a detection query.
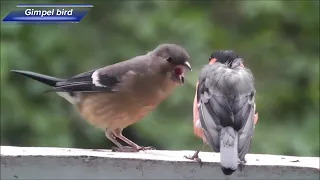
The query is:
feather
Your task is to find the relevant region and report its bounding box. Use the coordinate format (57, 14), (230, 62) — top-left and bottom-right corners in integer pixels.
(197, 62), (256, 171)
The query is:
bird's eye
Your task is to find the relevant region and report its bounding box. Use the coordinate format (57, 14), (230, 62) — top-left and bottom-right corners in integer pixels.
(166, 57), (173, 63)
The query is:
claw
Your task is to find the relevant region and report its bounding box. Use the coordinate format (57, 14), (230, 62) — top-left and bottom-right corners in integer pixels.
(184, 154), (203, 167)
(91, 149), (107, 152)
(238, 158), (247, 172)
(184, 143), (205, 167)
(184, 150), (203, 168)
(112, 146), (139, 152)
(112, 146), (156, 152)
(138, 146), (156, 151)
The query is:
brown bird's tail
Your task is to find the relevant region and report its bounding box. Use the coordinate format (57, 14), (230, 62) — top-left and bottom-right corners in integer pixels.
(11, 70), (81, 104)
(11, 70), (63, 87)
(220, 127), (238, 175)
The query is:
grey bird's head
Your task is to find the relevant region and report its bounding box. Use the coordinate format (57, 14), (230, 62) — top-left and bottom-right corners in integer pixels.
(208, 50), (243, 68)
(151, 44), (192, 84)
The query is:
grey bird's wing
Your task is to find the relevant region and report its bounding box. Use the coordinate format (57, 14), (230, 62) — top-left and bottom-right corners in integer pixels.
(54, 55), (151, 93)
(197, 62), (256, 157)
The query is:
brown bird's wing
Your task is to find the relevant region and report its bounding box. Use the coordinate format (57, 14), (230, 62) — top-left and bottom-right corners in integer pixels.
(54, 55), (151, 93)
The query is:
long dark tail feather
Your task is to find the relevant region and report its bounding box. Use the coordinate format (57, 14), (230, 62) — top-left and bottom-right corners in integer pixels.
(11, 70), (64, 87)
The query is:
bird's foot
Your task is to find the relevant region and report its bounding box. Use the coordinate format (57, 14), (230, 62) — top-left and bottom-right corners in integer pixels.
(91, 149), (107, 152)
(184, 154), (203, 167)
(138, 146), (156, 151)
(112, 146), (156, 152)
(112, 146), (140, 152)
(238, 159), (246, 172)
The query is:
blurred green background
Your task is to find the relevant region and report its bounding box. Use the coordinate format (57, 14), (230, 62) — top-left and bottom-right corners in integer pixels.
(1, 0), (319, 157)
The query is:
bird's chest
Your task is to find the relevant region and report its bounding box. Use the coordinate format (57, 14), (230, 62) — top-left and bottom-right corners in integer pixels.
(76, 80), (176, 129)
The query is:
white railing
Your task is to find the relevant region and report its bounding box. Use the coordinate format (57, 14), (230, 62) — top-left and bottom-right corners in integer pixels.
(1, 146), (319, 179)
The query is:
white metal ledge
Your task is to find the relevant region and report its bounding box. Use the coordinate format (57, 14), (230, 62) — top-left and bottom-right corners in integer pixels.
(1, 146), (319, 179)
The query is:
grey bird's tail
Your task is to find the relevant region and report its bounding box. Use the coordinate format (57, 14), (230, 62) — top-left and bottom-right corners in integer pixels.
(220, 126), (238, 175)
(11, 70), (63, 87)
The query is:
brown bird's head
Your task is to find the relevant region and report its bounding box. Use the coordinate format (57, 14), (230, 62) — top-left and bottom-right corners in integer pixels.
(151, 44), (192, 84)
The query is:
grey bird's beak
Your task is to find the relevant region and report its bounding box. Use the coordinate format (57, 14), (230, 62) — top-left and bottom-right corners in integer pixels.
(184, 61), (192, 71)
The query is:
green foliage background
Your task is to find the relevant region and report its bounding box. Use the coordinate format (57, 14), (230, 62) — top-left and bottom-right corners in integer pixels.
(1, 0), (319, 157)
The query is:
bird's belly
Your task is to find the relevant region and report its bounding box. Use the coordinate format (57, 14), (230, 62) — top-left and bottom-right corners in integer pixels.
(76, 93), (157, 130)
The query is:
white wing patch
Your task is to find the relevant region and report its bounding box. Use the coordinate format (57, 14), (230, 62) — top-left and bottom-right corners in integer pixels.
(91, 70), (107, 87)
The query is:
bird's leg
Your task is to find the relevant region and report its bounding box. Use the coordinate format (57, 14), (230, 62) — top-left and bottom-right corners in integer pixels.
(104, 129), (132, 152)
(238, 158), (247, 172)
(184, 142), (205, 167)
(112, 129), (155, 152)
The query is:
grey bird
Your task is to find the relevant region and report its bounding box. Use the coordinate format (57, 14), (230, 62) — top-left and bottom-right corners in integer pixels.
(186, 50), (256, 175)
(11, 44), (192, 152)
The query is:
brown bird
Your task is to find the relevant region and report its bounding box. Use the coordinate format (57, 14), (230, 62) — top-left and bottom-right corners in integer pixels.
(11, 44), (192, 152)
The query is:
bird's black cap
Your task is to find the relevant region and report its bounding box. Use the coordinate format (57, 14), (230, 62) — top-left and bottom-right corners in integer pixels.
(209, 50), (239, 64)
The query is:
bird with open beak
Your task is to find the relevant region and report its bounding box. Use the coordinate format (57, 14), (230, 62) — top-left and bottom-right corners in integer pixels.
(184, 50), (258, 175)
(11, 44), (192, 152)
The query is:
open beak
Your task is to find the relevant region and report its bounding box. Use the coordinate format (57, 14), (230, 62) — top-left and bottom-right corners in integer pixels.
(183, 61), (192, 71)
